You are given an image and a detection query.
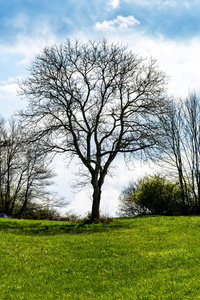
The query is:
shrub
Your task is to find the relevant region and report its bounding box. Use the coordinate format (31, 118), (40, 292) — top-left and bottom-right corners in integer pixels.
(118, 181), (149, 216)
(118, 174), (189, 216)
(17, 202), (61, 220)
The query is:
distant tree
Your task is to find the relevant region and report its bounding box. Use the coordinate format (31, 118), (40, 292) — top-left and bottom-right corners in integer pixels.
(15, 141), (56, 217)
(160, 93), (200, 213)
(0, 117), (57, 217)
(19, 201), (61, 220)
(19, 39), (168, 222)
(0, 118), (22, 215)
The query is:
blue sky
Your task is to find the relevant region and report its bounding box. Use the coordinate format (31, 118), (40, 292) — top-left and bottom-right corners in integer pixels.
(1, 0), (200, 115)
(0, 0), (200, 216)
(1, 0), (200, 41)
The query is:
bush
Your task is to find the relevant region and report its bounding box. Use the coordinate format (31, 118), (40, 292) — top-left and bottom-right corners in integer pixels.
(118, 181), (148, 216)
(17, 202), (61, 220)
(118, 174), (189, 216)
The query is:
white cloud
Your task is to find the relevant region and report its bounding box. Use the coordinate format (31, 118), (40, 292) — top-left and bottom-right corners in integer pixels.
(0, 81), (25, 117)
(66, 191), (92, 217)
(125, 35), (200, 97)
(96, 15), (140, 31)
(0, 82), (17, 94)
(62, 156), (157, 218)
(108, 0), (120, 9)
(0, 14), (60, 66)
(0, 77), (17, 85)
(93, 23), (200, 99)
(120, 0), (163, 8)
(0, 16), (61, 118)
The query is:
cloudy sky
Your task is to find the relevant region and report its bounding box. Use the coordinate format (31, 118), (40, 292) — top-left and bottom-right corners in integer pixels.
(0, 0), (200, 216)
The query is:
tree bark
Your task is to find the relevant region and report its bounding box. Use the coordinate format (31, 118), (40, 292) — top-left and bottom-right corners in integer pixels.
(90, 182), (101, 222)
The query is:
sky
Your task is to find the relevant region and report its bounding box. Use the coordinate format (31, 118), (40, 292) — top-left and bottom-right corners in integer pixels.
(0, 0), (200, 217)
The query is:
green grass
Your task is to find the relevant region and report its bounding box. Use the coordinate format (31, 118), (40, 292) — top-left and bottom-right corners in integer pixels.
(1, 216), (200, 299)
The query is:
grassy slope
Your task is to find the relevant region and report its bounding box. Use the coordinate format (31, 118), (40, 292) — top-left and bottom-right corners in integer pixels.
(0, 216), (200, 299)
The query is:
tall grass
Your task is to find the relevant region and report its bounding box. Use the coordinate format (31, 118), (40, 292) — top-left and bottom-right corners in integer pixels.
(1, 216), (200, 299)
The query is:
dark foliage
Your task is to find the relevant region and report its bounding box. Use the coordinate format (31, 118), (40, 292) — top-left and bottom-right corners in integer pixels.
(118, 174), (190, 216)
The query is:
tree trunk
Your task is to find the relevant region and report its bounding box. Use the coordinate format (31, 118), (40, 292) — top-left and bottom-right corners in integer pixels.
(17, 185), (30, 217)
(90, 183), (101, 222)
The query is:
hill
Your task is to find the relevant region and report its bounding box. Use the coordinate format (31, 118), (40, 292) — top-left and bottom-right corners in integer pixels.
(0, 216), (199, 299)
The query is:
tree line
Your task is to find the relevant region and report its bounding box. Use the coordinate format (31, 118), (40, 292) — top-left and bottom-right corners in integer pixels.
(0, 118), (65, 219)
(1, 38), (200, 221)
(118, 93), (200, 216)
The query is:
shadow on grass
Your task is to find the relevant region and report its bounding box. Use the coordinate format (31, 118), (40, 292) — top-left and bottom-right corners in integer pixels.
(0, 217), (140, 236)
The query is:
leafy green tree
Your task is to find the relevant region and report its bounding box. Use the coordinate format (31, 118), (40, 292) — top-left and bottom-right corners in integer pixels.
(118, 175), (187, 216)
(118, 181), (148, 216)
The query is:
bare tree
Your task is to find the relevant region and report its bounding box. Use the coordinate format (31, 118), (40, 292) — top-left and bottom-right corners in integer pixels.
(160, 93), (200, 213)
(18, 39), (168, 222)
(15, 141), (56, 217)
(159, 100), (189, 205)
(184, 93), (200, 209)
(0, 118), (57, 217)
(0, 118), (22, 215)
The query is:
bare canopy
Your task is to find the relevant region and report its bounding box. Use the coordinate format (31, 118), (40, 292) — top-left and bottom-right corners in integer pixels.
(19, 39), (168, 222)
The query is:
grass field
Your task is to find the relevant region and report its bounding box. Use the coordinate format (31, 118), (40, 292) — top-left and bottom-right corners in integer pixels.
(1, 216), (200, 299)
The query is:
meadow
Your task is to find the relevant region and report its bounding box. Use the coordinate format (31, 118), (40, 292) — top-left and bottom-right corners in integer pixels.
(1, 216), (200, 299)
